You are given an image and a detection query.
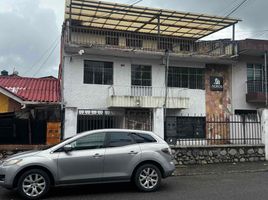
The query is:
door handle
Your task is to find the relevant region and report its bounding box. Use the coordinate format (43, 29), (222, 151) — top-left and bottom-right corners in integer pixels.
(128, 151), (138, 155)
(92, 153), (103, 158)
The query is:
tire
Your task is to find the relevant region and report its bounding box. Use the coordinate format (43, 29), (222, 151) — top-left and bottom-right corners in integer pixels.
(17, 169), (51, 200)
(134, 164), (161, 192)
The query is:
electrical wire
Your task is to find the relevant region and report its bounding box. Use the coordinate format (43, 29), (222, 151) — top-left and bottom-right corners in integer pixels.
(32, 39), (60, 77)
(22, 35), (60, 76)
(225, 0), (250, 17)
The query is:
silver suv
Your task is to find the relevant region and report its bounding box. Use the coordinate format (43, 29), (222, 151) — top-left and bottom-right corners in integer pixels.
(0, 129), (175, 199)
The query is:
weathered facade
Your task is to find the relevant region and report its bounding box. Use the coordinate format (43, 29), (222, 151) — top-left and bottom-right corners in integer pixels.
(61, 0), (244, 145)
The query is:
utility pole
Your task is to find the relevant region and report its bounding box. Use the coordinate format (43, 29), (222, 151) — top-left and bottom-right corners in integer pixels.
(265, 51), (268, 107)
(164, 49), (170, 123)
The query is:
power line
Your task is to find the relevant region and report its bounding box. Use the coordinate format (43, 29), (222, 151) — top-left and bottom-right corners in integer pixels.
(225, 0), (250, 17)
(32, 39), (60, 77)
(22, 36), (60, 76)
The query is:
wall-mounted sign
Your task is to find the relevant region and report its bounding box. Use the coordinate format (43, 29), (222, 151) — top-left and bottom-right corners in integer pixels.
(210, 76), (223, 91)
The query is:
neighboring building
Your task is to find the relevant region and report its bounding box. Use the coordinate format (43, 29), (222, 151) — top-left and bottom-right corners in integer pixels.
(61, 0), (241, 141)
(0, 74), (61, 144)
(232, 39), (268, 113)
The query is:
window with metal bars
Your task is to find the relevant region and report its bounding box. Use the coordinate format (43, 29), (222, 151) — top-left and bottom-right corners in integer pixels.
(168, 67), (204, 89)
(84, 60), (113, 85)
(131, 65), (152, 86)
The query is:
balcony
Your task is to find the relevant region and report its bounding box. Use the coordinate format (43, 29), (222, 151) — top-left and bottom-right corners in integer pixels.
(246, 80), (267, 103)
(64, 26), (238, 57)
(107, 85), (189, 109)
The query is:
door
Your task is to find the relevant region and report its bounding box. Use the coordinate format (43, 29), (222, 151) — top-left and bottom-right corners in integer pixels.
(103, 132), (141, 180)
(57, 132), (106, 184)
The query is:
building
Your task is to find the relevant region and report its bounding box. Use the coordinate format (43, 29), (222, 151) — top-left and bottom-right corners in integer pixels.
(232, 39), (268, 113)
(61, 0), (243, 142)
(0, 73), (61, 144)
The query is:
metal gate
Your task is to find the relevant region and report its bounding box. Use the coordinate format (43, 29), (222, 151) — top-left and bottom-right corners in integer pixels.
(125, 109), (152, 131)
(77, 109), (124, 133)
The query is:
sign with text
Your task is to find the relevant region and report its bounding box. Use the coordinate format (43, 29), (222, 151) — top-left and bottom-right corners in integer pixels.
(210, 76), (223, 91)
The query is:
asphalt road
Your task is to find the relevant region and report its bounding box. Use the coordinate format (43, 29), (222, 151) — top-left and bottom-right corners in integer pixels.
(1, 172), (268, 200)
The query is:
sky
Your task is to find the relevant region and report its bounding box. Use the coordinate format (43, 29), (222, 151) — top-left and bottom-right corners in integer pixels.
(0, 0), (267, 78)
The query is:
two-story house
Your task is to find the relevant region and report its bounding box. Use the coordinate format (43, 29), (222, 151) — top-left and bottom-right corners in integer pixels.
(61, 0), (240, 141)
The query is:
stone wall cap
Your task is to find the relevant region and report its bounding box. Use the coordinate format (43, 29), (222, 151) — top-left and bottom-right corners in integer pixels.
(170, 144), (265, 149)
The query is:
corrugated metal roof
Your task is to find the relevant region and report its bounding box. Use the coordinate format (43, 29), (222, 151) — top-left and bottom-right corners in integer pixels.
(65, 0), (240, 39)
(0, 76), (60, 103)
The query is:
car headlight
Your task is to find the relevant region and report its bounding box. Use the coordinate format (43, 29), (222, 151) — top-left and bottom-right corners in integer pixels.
(3, 159), (22, 166)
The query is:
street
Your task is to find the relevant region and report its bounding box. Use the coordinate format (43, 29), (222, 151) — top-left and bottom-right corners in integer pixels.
(1, 171), (268, 200)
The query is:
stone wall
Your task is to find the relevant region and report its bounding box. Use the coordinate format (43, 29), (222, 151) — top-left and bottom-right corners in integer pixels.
(172, 145), (265, 165)
(0, 145), (48, 160)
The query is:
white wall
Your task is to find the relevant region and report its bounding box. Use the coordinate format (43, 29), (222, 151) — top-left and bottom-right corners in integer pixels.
(231, 59), (264, 112)
(63, 53), (207, 136)
(63, 54), (206, 114)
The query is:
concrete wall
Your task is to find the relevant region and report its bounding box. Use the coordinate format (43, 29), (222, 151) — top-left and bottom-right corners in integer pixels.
(63, 53), (207, 137)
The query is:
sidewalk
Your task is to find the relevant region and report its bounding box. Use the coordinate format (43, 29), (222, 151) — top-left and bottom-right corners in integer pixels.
(174, 161), (268, 176)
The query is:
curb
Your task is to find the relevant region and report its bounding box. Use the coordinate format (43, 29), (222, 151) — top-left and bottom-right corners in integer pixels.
(174, 168), (268, 176)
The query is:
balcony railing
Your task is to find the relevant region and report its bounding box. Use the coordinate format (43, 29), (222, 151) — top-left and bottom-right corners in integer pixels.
(64, 26), (238, 57)
(246, 80), (267, 103)
(108, 85), (185, 97)
(107, 85), (190, 109)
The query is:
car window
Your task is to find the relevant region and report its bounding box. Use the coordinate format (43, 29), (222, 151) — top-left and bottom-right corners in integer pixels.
(131, 132), (157, 143)
(70, 132), (106, 150)
(108, 132), (135, 147)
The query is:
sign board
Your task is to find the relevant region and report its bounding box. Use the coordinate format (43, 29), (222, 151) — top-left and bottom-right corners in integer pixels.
(210, 76), (223, 91)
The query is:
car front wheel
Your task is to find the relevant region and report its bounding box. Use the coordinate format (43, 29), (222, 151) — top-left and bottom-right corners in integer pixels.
(134, 164), (161, 192)
(17, 169), (50, 200)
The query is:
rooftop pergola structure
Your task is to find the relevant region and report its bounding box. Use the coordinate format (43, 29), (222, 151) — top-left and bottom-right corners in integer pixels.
(65, 0), (240, 40)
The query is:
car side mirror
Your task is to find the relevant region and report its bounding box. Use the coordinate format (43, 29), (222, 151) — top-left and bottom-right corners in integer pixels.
(63, 144), (73, 152)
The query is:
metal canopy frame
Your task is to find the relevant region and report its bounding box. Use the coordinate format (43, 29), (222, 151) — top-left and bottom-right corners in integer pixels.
(65, 0), (240, 40)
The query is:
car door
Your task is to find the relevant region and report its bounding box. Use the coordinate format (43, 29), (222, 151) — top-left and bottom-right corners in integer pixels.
(57, 132), (106, 184)
(103, 131), (141, 180)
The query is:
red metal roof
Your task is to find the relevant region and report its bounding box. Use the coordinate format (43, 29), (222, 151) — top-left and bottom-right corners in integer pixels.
(0, 76), (60, 103)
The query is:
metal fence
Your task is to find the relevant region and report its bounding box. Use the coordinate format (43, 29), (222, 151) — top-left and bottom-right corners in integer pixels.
(77, 109), (124, 133)
(166, 114), (262, 146)
(77, 109), (153, 133)
(247, 80), (266, 93)
(64, 26), (238, 57)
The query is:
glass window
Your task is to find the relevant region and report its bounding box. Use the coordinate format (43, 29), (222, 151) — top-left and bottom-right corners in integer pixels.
(84, 60), (113, 85)
(108, 132), (135, 147)
(131, 65), (152, 86)
(168, 67), (204, 89)
(70, 132), (106, 150)
(131, 133), (156, 143)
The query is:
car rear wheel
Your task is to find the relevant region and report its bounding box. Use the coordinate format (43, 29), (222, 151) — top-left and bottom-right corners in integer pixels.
(17, 169), (50, 200)
(134, 164), (161, 192)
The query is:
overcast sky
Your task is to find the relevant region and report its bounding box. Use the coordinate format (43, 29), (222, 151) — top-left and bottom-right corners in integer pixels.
(0, 0), (267, 78)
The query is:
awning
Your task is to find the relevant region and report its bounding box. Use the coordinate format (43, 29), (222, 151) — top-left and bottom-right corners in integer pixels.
(65, 0), (240, 39)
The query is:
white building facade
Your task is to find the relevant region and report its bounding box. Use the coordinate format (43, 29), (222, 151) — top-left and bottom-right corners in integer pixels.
(61, 0), (247, 143)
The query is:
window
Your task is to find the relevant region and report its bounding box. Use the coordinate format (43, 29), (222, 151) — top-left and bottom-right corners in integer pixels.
(70, 132), (106, 150)
(131, 133), (156, 143)
(166, 117), (205, 139)
(131, 65), (152, 86)
(126, 38), (143, 48)
(106, 35), (119, 45)
(84, 60), (113, 85)
(247, 64), (263, 81)
(107, 132), (135, 147)
(247, 64), (265, 93)
(168, 67), (204, 89)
